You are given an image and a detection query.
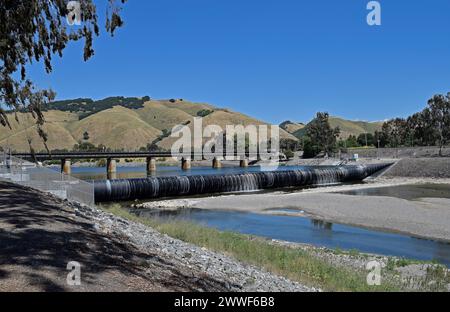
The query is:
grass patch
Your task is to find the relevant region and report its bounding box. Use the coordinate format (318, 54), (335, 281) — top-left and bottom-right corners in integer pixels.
(386, 257), (439, 271)
(102, 204), (402, 292)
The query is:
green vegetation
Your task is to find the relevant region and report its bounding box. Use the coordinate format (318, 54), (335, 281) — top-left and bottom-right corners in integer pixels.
(337, 133), (375, 150)
(96, 159), (107, 167)
(197, 109), (214, 117)
(283, 92), (449, 156)
(384, 258), (449, 291)
(289, 118), (383, 155)
(82, 131), (90, 141)
(302, 112), (340, 158)
(377, 93), (450, 155)
(102, 205), (404, 292)
(147, 128), (173, 150)
(289, 117), (382, 141)
(45, 96), (151, 119)
(1, 0), (126, 145)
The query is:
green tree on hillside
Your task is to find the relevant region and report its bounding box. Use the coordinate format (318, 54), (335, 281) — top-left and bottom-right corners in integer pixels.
(73, 142), (96, 152)
(197, 109), (214, 117)
(0, 0), (127, 150)
(305, 112), (340, 157)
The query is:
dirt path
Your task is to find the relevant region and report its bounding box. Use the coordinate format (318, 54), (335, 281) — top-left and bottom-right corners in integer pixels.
(0, 181), (236, 292)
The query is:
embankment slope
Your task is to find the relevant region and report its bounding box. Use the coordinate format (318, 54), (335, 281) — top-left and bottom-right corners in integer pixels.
(0, 181), (311, 292)
(383, 158), (450, 178)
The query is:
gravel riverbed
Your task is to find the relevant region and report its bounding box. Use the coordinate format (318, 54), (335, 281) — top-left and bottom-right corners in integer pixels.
(70, 201), (317, 292)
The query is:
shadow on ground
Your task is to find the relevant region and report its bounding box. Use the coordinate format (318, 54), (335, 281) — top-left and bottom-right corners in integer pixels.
(0, 181), (231, 291)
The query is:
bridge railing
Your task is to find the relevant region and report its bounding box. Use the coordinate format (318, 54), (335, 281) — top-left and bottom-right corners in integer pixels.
(0, 153), (95, 207)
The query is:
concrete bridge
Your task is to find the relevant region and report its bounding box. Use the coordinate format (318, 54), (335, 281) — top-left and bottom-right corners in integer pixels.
(11, 151), (254, 176)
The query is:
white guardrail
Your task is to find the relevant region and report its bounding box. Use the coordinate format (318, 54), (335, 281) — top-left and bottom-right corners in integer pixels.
(0, 153), (95, 207)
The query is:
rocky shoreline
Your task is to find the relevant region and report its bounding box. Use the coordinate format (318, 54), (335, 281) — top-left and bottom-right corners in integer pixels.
(81, 199), (450, 291)
(69, 200), (317, 292)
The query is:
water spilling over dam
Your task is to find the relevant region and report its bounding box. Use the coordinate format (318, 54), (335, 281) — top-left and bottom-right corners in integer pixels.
(93, 163), (391, 202)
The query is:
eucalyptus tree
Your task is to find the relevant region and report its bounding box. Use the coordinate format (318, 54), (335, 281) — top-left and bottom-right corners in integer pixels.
(381, 118), (408, 148)
(427, 93), (450, 155)
(306, 112), (340, 156)
(380, 93), (449, 151)
(1, 0), (126, 151)
(406, 109), (435, 147)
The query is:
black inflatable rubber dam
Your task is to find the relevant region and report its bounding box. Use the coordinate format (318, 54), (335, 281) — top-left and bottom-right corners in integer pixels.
(93, 163), (392, 202)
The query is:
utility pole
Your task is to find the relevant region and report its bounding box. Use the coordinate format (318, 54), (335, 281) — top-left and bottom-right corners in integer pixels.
(377, 139), (380, 159)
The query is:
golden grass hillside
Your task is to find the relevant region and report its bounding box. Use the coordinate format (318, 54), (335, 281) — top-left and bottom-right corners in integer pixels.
(67, 106), (162, 150)
(161, 99), (215, 116)
(136, 100), (193, 131)
(157, 108), (299, 150)
(1, 99), (298, 152)
(0, 111), (79, 152)
(328, 117), (383, 139)
(280, 121), (305, 134)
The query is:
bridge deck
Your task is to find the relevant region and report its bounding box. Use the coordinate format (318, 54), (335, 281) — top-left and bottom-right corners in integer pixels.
(11, 152), (262, 161)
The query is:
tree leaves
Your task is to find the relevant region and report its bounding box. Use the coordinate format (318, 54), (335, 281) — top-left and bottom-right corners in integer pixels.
(305, 112), (340, 156)
(0, 0), (126, 150)
(381, 93), (450, 152)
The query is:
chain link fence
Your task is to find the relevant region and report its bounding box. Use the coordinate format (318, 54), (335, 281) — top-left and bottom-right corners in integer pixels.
(0, 153), (95, 206)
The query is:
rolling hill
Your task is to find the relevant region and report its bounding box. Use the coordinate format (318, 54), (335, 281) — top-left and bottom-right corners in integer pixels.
(0, 111), (79, 152)
(328, 117), (383, 138)
(66, 106), (163, 151)
(283, 117), (383, 139)
(279, 121), (305, 134)
(156, 107), (298, 150)
(1, 98), (297, 152)
(2, 96), (385, 152)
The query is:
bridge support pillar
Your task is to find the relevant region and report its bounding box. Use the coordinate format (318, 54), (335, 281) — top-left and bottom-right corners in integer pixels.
(240, 159), (249, 168)
(212, 157), (222, 169)
(146, 157), (156, 173)
(181, 158), (191, 170)
(107, 158), (117, 174)
(61, 159), (71, 175)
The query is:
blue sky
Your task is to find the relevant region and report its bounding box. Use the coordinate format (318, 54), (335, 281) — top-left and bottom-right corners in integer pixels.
(27, 0), (450, 124)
